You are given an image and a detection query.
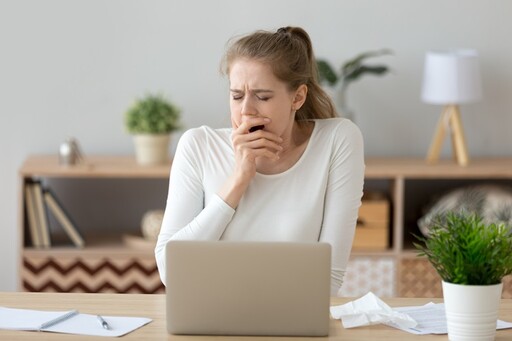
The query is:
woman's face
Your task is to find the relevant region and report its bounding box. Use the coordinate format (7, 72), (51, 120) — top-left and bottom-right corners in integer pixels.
(229, 59), (303, 137)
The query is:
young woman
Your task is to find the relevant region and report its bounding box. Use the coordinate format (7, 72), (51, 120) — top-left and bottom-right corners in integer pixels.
(155, 26), (365, 295)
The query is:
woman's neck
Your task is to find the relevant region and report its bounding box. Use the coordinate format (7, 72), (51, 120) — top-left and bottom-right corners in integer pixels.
(256, 121), (314, 175)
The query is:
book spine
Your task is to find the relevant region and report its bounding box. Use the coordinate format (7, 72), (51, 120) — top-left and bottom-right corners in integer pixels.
(25, 183), (42, 247)
(43, 190), (84, 248)
(33, 182), (51, 248)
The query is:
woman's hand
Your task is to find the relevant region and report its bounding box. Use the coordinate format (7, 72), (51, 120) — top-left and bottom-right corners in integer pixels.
(231, 116), (283, 182)
(217, 116), (283, 209)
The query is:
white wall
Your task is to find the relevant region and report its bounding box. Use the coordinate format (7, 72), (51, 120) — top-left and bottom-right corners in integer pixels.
(1, 0), (511, 291)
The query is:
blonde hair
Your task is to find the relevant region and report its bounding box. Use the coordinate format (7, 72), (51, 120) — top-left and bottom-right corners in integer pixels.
(220, 26), (337, 122)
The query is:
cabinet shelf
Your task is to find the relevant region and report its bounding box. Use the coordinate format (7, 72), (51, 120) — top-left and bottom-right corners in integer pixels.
(20, 155), (171, 179)
(364, 157), (512, 178)
(18, 155), (512, 296)
(24, 233), (156, 257)
(346, 157), (512, 297)
(18, 155), (169, 294)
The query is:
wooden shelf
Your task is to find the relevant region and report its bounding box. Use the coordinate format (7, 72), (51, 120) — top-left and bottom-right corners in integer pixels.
(18, 155), (512, 296)
(18, 155), (168, 293)
(365, 157), (512, 179)
(19, 155), (171, 179)
(346, 157), (512, 297)
(24, 233), (156, 257)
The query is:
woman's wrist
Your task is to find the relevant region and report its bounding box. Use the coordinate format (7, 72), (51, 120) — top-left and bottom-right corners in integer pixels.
(218, 173), (251, 209)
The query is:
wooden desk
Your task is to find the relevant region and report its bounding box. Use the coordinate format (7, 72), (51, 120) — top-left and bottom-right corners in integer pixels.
(1, 293), (511, 340)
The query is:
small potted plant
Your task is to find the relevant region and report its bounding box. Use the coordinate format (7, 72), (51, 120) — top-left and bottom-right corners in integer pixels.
(316, 49), (392, 121)
(125, 94), (181, 165)
(414, 212), (512, 341)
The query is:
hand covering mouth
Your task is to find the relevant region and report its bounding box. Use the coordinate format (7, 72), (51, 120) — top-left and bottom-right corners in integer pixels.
(249, 125), (265, 133)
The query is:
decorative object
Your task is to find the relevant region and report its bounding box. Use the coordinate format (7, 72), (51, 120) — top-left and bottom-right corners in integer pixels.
(418, 184), (512, 236)
(141, 209), (164, 241)
(340, 257), (395, 297)
(353, 195), (389, 250)
(59, 137), (84, 166)
(414, 213), (512, 341)
(421, 49), (482, 166)
(316, 49), (392, 121)
(124, 94), (181, 165)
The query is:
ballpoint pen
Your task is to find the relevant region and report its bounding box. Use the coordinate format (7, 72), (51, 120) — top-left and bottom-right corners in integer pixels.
(97, 315), (111, 330)
(39, 310), (79, 331)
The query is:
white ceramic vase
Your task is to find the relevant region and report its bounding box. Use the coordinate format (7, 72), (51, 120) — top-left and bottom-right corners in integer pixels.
(132, 134), (171, 165)
(442, 281), (503, 341)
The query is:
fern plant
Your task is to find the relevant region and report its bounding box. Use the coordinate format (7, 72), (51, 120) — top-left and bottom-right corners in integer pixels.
(125, 94), (181, 134)
(414, 212), (512, 285)
(316, 49), (392, 88)
(316, 49), (392, 120)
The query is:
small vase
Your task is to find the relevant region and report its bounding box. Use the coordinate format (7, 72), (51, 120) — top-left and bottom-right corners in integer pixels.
(133, 134), (171, 165)
(442, 281), (502, 341)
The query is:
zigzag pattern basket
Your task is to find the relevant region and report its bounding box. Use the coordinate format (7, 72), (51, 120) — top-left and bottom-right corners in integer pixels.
(22, 253), (164, 294)
(399, 257), (512, 298)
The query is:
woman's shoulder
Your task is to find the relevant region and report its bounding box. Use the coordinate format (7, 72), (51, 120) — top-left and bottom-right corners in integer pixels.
(177, 126), (232, 153)
(313, 118), (363, 142)
(179, 126), (231, 143)
(312, 118), (364, 159)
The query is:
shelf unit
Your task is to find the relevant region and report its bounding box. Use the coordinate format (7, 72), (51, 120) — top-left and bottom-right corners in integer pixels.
(18, 155), (171, 293)
(18, 155), (512, 296)
(343, 157), (512, 298)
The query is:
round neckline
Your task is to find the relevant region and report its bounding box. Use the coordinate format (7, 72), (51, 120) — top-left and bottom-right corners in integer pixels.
(256, 120), (317, 178)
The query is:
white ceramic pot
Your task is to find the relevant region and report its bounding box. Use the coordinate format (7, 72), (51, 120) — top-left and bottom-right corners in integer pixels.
(442, 281), (503, 341)
(132, 134), (171, 165)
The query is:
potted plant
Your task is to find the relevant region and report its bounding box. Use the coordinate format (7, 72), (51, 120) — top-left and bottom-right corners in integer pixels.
(316, 49), (392, 121)
(414, 212), (512, 341)
(125, 94), (181, 165)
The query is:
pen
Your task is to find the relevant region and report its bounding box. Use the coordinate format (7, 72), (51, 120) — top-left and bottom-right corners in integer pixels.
(39, 309), (79, 331)
(97, 315), (110, 330)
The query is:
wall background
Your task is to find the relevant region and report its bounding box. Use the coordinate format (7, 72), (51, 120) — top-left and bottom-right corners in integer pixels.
(1, 0), (511, 291)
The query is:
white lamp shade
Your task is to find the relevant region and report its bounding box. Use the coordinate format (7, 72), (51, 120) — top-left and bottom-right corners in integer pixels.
(421, 49), (482, 104)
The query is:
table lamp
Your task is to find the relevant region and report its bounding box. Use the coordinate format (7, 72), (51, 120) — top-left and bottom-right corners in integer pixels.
(421, 49), (482, 166)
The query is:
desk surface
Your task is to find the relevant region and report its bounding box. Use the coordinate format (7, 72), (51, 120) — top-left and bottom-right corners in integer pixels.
(1, 293), (511, 340)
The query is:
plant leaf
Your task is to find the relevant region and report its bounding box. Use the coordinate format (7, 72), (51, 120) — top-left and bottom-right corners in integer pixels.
(413, 212), (512, 285)
(316, 59), (338, 86)
(344, 65), (390, 83)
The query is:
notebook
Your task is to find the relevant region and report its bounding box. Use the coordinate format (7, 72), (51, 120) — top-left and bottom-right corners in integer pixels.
(0, 307), (151, 337)
(165, 240), (331, 336)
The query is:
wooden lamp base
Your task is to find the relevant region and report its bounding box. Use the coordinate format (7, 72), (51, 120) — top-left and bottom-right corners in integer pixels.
(426, 104), (469, 166)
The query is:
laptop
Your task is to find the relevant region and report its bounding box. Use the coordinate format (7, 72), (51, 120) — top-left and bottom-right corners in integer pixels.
(165, 240), (331, 336)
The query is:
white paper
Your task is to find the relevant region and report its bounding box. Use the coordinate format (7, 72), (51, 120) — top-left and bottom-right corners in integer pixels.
(330, 292), (417, 329)
(387, 303), (512, 335)
(0, 306), (151, 337)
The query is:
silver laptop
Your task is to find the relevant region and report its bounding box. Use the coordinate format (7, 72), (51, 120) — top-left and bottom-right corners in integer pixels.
(165, 240), (331, 336)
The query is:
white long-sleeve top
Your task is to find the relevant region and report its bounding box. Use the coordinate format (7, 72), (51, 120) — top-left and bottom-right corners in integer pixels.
(155, 118), (365, 295)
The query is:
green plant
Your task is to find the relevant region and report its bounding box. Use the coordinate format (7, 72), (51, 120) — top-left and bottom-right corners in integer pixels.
(125, 94), (181, 134)
(414, 212), (512, 285)
(316, 49), (392, 87)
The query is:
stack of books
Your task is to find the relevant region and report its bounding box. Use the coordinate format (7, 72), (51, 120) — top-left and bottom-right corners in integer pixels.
(24, 181), (84, 248)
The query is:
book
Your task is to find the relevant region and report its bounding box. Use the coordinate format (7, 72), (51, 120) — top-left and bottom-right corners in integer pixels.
(43, 189), (85, 248)
(0, 306), (151, 337)
(32, 182), (51, 248)
(24, 183), (42, 247)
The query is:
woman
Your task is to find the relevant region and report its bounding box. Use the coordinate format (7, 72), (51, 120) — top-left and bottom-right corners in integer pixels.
(155, 26), (365, 296)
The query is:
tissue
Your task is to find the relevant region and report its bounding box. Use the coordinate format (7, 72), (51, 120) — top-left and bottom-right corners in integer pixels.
(330, 292), (418, 329)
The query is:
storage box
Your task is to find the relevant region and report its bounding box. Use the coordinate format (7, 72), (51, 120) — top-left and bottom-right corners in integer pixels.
(22, 252), (164, 294)
(352, 198), (389, 250)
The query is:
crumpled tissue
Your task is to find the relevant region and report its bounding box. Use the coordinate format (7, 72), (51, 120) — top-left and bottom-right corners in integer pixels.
(330, 292), (418, 329)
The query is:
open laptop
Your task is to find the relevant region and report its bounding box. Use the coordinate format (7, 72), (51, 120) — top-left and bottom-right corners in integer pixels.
(165, 240), (331, 336)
